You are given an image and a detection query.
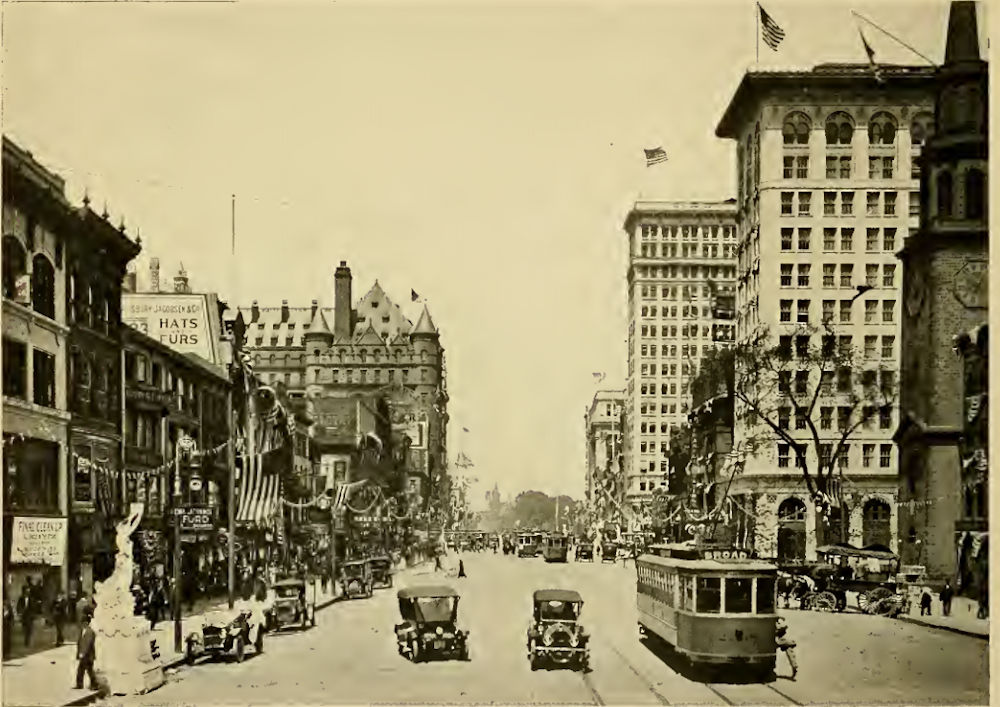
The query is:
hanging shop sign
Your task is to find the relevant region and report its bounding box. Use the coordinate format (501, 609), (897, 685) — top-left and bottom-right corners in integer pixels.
(122, 293), (222, 363)
(175, 505), (216, 533)
(10, 517), (68, 566)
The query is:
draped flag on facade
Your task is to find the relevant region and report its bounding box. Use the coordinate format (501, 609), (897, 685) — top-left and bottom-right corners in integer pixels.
(236, 451), (283, 525)
(758, 3), (786, 51)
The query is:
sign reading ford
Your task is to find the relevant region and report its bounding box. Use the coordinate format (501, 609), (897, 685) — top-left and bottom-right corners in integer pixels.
(175, 506), (215, 532)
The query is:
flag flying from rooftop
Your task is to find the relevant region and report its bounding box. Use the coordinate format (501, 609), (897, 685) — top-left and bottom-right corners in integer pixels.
(593, 372), (606, 383)
(411, 289), (420, 302)
(758, 3), (786, 50)
(858, 27), (886, 83)
(644, 148), (668, 166)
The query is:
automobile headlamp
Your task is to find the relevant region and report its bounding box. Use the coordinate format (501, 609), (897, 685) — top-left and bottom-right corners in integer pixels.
(436, 626), (444, 636)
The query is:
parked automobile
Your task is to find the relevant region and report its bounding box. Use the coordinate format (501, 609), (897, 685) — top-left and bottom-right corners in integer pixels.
(601, 541), (618, 563)
(526, 589), (590, 671)
(269, 578), (316, 630)
(185, 603), (264, 664)
(394, 585), (470, 662)
(369, 556), (394, 589)
(340, 560), (373, 599)
(576, 543), (594, 562)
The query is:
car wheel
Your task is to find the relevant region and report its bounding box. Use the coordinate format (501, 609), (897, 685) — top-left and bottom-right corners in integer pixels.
(235, 636), (245, 663)
(411, 640), (421, 663)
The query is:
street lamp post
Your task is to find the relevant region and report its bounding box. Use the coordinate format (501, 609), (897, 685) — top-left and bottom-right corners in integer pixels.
(173, 434), (194, 654)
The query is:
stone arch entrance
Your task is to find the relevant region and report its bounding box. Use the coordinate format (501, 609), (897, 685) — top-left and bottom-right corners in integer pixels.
(776, 497), (807, 562)
(862, 498), (892, 547)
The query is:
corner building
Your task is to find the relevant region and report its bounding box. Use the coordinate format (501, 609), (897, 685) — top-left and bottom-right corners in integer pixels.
(584, 390), (625, 528)
(620, 201), (738, 523)
(716, 64), (935, 560)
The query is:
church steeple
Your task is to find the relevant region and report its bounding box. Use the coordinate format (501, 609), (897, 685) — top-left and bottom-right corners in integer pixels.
(944, 1), (981, 63)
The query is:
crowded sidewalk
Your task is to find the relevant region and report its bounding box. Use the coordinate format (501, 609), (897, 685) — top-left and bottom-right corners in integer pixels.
(898, 596), (989, 639)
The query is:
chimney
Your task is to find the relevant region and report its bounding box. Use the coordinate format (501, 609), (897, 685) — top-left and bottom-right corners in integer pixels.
(281, 299), (290, 323)
(173, 264), (190, 294)
(251, 300), (260, 323)
(334, 261), (352, 340)
(311, 299), (319, 318)
(149, 258), (160, 292)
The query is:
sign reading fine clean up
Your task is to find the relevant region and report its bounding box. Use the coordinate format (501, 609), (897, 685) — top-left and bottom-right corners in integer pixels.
(10, 517), (68, 566)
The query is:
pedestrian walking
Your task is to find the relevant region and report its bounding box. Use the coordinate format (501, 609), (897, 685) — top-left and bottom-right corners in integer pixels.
(433, 552), (444, 573)
(3, 597), (13, 659)
(775, 616), (798, 679)
(940, 581), (954, 617)
(977, 582), (988, 620)
(74, 615), (98, 690)
(51, 592), (68, 646)
(457, 559), (467, 578)
(920, 590), (932, 616)
(18, 581), (36, 648)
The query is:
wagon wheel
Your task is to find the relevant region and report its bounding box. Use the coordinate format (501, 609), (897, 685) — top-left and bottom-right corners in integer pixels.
(864, 587), (894, 614)
(813, 591), (837, 612)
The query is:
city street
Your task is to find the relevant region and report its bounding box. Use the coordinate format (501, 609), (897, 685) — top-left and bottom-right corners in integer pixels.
(101, 553), (988, 706)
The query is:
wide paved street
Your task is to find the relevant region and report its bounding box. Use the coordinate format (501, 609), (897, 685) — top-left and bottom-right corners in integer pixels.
(102, 553), (988, 706)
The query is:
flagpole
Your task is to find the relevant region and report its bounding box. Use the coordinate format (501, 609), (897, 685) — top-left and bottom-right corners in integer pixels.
(755, 2), (760, 66)
(851, 9), (937, 66)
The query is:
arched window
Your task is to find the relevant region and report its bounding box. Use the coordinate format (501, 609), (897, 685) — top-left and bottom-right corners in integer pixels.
(862, 498), (891, 547)
(825, 111), (855, 145)
(937, 170), (954, 217)
(868, 112), (898, 145)
(778, 497), (807, 521)
(782, 111), (811, 145)
(965, 168), (986, 220)
(910, 112), (935, 146)
(31, 254), (55, 319)
(777, 497), (807, 562)
(2, 236), (27, 300)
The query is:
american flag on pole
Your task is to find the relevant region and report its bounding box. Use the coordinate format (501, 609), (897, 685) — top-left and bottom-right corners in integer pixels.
(758, 4), (785, 50)
(644, 148), (668, 167)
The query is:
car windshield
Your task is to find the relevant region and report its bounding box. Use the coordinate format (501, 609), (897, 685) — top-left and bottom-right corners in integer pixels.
(343, 564), (364, 576)
(275, 586), (300, 599)
(414, 596), (456, 622)
(539, 600), (579, 621)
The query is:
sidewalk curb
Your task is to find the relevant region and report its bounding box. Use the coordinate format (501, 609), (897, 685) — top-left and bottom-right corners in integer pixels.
(897, 615), (989, 640)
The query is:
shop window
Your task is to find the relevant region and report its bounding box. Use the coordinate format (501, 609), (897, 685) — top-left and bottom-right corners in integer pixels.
(31, 254), (55, 319)
(2, 337), (28, 399)
(5, 436), (60, 512)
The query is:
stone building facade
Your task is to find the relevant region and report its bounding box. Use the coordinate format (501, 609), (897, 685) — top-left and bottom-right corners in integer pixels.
(895, 1), (988, 599)
(715, 63), (936, 561)
(584, 390), (625, 530)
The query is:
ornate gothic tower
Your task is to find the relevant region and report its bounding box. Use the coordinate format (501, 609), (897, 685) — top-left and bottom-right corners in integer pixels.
(896, 1), (987, 581)
(303, 300), (333, 398)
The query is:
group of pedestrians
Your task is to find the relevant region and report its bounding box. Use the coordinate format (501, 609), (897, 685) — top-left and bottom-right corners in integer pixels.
(130, 576), (170, 629)
(919, 580), (955, 617)
(2, 577), (98, 659)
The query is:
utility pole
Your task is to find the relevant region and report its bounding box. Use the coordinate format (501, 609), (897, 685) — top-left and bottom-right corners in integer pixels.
(173, 434), (194, 654)
(226, 391), (236, 609)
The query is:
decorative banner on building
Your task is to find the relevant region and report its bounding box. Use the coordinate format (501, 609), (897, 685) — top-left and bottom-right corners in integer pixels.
(122, 293), (221, 363)
(9, 517), (68, 566)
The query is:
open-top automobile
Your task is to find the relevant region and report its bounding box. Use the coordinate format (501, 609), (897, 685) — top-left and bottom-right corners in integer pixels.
(340, 560), (373, 599)
(369, 556), (394, 589)
(269, 578), (316, 630)
(394, 585), (470, 662)
(527, 589), (590, 671)
(185, 602), (264, 665)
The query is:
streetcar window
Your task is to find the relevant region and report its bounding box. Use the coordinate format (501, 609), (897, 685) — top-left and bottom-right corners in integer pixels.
(696, 577), (721, 613)
(756, 576), (776, 614)
(725, 578), (753, 613)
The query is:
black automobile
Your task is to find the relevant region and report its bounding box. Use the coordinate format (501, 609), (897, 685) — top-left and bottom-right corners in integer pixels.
(369, 556), (394, 589)
(526, 589), (590, 671)
(576, 543), (594, 562)
(269, 578), (316, 630)
(601, 541), (618, 563)
(394, 585), (470, 662)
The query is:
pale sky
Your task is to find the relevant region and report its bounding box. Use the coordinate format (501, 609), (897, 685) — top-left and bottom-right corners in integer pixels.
(3, 0), (966, 506)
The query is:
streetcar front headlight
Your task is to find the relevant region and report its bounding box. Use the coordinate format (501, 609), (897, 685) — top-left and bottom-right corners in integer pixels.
(436, 626), (444, 636)
(542, 632), (554, 646)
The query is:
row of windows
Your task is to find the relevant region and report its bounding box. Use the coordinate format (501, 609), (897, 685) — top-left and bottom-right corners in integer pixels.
(780, 262), (896, 289)
(639, 285), (736, 310)
(777, 443), (894, 469)
(637, 566), (776, 615)
(640, 382), (688, 397)
(782, 155), (914, 181)
(782, 110), (933, 147)
(638, 307), (714, 327)
(309, 367), (426, 385)
(2, 239), (57, 320)
(777, 334), (895, 359)
(636, 266), (737, 284)
(778, 299), (895, 324)
(774, 367), (895, 395)
(780, 190), (904, 218)
(639, 402), (689, 416)
(780, 226), (899, 253)
(778, 404), (894, 432)
(639, 224), (736, 241)
(635, 479), (668, 491)
(639, 343), (711, 359)
(637, 243), (735, 259)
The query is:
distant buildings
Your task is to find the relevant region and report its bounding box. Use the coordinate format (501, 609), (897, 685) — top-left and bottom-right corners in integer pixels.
(619, 201), (738, 523)
(584, 390), (625, 530)
(896, 1), (988, 604)
(715, 61), (936, 561)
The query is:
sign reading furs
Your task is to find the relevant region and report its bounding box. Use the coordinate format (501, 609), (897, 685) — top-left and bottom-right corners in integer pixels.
(122, 293), (221, 363)
(10, 517), (68, 565)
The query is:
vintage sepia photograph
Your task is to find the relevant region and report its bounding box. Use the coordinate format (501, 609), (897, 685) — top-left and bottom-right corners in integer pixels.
(0, 0), (990, 705)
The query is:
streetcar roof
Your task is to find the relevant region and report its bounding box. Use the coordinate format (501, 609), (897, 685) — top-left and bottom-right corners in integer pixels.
(638, 553), (777, 573)
(533, 589), (583, 603)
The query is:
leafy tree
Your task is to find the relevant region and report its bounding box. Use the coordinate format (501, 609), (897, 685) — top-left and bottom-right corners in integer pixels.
(702, 323), (896, 528)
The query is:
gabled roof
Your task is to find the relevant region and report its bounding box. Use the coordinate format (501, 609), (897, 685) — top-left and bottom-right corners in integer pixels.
(356, 321), (386, 346)
(411, 305), (438, 336)
(305, 306), (333, 338)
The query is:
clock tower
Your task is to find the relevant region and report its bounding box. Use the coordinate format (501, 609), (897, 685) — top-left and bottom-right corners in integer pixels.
(895, 1), (988, 585)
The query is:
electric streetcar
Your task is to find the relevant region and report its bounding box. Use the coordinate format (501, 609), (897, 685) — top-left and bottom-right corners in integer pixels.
(636, 542), (778, 675)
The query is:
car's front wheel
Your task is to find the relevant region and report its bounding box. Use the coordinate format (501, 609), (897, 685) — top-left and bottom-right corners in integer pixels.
(411, 639), (421, 663)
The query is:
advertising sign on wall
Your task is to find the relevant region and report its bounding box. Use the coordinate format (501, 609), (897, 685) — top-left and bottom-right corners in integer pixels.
(10, 517), (68, 566)
(122, 293), (220, 363)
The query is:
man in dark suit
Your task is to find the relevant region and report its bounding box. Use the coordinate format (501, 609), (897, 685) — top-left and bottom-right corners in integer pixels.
(75, 615), (98, 690)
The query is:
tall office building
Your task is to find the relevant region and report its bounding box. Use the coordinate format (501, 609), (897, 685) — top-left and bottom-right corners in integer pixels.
(716, 63), (935, 560)
(620, 201), (738, 525)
